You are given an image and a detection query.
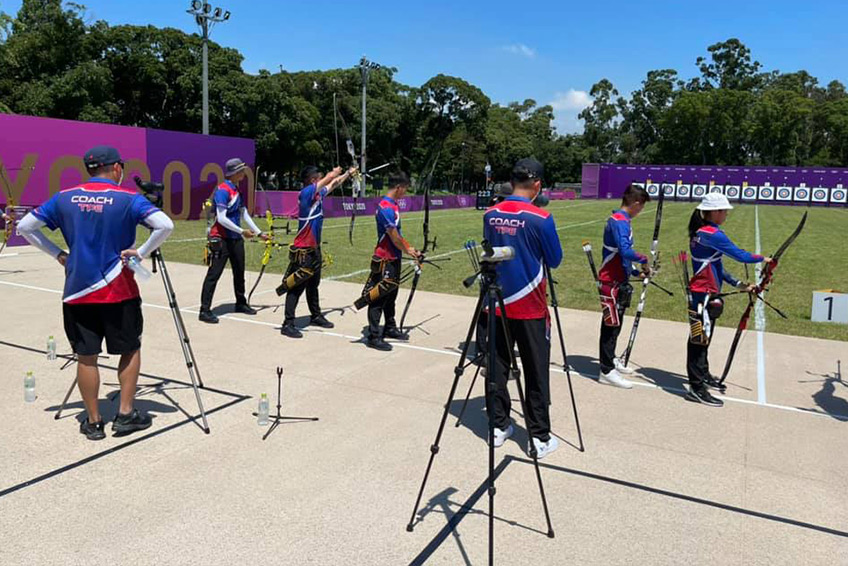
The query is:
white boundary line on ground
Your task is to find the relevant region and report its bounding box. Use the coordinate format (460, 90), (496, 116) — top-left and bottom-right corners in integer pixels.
(754, 206), (767, 405)
(1, 277), (844, 421)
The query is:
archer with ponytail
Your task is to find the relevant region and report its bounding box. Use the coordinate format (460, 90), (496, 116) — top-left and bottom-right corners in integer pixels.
(684, 193), (772, 407)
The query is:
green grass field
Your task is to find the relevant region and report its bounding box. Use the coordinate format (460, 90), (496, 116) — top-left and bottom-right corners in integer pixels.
(38, 198), (848, 341)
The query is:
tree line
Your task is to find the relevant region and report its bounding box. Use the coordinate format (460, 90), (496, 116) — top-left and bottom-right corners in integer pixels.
(1, 1), (846, 194)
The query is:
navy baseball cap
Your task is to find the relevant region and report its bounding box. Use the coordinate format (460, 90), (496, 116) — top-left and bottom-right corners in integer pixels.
(511, 158), (544, 183)
(83, 146), (123, 169)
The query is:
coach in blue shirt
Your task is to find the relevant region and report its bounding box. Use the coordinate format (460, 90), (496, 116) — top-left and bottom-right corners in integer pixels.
(18, 146), (174, 440)
(482, 158), (563, 459)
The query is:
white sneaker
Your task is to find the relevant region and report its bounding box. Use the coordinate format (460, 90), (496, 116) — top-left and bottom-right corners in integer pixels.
(531, 436), (559, 459)
(599, 369), (633, 389)
(493, 423), (514, 447)
(614, 357), (635, 375)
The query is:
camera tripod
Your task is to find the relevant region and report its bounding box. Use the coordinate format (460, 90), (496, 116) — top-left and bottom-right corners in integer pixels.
(252, 366), (319, 441)
(453, 264), (585, 452)
(54, 248), (210, 433)
(406, 259), (555, 565)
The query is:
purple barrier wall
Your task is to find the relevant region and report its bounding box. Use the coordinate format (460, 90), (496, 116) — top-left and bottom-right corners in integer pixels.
(255, 193), (478, 218)
(582, 163), (848, 206)
(0, 114), (256, 222)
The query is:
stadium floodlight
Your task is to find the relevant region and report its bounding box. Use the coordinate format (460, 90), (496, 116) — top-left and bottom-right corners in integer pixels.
(186, 3), (231, 135)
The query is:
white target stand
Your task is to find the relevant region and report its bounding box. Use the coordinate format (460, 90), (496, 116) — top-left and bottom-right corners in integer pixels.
(812, 290), (848, 324)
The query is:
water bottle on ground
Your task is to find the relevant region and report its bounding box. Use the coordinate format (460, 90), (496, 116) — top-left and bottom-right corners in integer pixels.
(47, 335), (57, 361)
(127, 256), (153, 282)
(24, 371), (36, 402)
(257, 393), (270, 426)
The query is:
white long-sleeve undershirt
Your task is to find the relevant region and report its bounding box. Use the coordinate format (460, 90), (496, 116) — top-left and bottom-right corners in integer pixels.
(215, 206), (262, 236)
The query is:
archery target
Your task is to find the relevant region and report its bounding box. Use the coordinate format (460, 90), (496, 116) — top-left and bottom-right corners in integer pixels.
(742, 185), (758, 201)
(812, 187), (829, 203)
(793, 186), (811, 202)
(692, 184), (707, 198)
(632, 182), (645, 190)
(661, 183), (676, 199)
(709, 185), (724, 194)
(758, 186), (775, 201)
(831, 187), (847, 203)
(724, 185), (740, 199)
(676, 184), (691, 200)
(776, 186), (793, 201)
(646, 183), (660, 197)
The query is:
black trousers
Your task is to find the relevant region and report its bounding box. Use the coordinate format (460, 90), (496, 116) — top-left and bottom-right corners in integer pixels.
(599, 322), (623, 374)
(200, 237), (246, 311)
(284, 247), (323, 324)
(365, 257), (401, 339)
(487, 315), (551, 442)
(686, 292), (719, 391)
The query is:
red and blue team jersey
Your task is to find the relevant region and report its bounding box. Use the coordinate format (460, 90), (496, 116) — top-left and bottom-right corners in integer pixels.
(32, 177), (159, 304)
(483, 196), (563, 319)
(374, 196), (403, 260)
(293, 183), (329, 248)
(599, 209), (647, 285)
(209, 180), (244, 239)
(689, 222), (763, 294)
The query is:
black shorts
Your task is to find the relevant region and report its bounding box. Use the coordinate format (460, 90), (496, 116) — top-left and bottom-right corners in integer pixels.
(63, 298), (143, 356)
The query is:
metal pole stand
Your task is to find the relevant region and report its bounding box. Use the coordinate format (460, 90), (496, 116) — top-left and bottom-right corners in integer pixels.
(253, 367), (319, 441)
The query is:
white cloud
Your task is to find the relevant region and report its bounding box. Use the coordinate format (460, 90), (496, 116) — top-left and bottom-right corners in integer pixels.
(549, 89), (592, 134)
(502, 44), (536, 59)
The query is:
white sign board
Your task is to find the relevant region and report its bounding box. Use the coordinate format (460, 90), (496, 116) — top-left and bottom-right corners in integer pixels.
(812, 291), (848, 324)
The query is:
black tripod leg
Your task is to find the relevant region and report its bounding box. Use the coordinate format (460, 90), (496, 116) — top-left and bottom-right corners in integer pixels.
(54, 376), (79, 420)
(550, 301), (584, 452)
(454, 362), (482, 428)
(494, 291), (555, 539)
(485, 288), (498, 565)
(407, 289), (486, 533)
(546, 266), (584, 451)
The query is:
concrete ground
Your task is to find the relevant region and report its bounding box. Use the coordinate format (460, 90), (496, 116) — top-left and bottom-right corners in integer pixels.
(1, 248), (846, 566)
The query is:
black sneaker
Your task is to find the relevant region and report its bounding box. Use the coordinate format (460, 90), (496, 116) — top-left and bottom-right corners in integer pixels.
(198, 310), (219, 324)
(366, 337), (393, 351)
(281, 323), (303, 338)
(309, 315), (334, 329)
(685, 387), (724, 407)
(112, 409), (153, 436)
(235, 304), (257, 315)
(704, 374), (727, 393)
(383, 327), (409, 340)
(79, 418), (106, 441)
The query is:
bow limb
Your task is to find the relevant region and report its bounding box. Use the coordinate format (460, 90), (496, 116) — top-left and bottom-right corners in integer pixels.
(719, 211), (807, 384)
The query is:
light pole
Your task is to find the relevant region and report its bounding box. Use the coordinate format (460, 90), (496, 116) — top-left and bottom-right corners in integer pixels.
(359, 56), (381, 193)
(187, 1), (230, 135)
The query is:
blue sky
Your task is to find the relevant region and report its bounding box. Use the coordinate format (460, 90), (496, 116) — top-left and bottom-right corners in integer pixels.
(3, 0), (847, 133)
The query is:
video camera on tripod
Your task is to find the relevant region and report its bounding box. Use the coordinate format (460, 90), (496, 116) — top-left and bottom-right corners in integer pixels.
(134, 176), (165, 208)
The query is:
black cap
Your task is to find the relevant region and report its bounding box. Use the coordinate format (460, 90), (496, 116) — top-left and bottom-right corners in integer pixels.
(83, 146), (122, 170)
(511, 158), (544, 184)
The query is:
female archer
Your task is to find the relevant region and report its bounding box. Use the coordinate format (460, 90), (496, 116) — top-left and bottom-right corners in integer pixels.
(685, 193), (772, 407)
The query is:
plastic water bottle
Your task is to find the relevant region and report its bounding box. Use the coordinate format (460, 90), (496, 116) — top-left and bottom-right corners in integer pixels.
(257, 393), (270, 426)
(46, 336), (57, 361)
(24, 371), (36, 402)
(127, 256), (153, 282)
